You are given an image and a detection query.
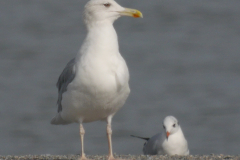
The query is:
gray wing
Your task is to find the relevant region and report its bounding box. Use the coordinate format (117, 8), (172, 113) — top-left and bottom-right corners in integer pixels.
(56, 58), (76, 112)
(143, 133), (162, 155)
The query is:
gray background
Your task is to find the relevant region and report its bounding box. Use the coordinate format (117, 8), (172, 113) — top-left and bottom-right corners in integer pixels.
(0, 0), (240, 156)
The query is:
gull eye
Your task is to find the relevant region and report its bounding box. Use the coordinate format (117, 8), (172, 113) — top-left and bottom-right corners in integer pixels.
(103, 3), (111, 7)
(173, 124), (176, 127)
(163, 125), (165, 129)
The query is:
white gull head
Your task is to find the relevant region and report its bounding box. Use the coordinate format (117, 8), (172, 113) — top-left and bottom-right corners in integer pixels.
(163, 116), (180, 139)
(84, 0), (142, 26)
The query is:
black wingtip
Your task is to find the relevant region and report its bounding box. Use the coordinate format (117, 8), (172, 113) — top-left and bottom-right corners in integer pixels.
(130, 135), (150, 141)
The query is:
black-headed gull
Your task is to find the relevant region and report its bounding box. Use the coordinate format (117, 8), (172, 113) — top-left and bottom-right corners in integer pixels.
(131, 116), (189, 156)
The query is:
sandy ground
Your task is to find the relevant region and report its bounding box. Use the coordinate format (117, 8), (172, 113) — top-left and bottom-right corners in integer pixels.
(0, 155), (239, 160)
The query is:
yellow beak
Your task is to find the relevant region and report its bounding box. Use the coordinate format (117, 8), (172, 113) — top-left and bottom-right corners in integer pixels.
(119, 8), (143, 18)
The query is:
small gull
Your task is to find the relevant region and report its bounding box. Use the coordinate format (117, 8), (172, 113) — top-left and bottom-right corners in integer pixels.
(131, 116), (189, 156)
(51, 0), (142, 160)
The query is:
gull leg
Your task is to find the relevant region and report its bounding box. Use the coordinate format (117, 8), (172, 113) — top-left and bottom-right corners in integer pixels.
(107, 116), (118, 160)
(107, 124), (114, 160)
(79, 123), (87, 160)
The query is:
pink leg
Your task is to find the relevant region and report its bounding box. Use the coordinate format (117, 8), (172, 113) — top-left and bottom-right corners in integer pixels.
(107, 116), (120, 160)
(79, 123), (87, 160)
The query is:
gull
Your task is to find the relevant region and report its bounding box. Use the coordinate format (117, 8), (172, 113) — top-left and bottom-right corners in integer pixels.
(131, 116), (189, 156)
(50, 0), (142, 160)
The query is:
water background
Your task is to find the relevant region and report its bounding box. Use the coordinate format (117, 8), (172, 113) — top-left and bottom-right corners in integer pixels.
(1, 0), (240, 155)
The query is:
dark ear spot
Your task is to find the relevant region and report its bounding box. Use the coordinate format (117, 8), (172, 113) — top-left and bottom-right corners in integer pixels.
(104, 3), (111, 7)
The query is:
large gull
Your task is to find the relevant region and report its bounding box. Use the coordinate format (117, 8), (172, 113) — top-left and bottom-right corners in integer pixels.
(131, 116), (189, 155)
(51, 0), (142, 159)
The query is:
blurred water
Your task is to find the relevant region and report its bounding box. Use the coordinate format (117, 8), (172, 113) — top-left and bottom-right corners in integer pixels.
(0, 0), (240, 156)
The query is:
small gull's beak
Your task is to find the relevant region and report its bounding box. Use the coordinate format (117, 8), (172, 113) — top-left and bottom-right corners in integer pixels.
(166, 131), (170, 140)
(119, 8), (143, 18)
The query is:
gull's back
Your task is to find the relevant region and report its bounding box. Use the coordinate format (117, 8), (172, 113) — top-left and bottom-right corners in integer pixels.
(143, 133), (164, 155)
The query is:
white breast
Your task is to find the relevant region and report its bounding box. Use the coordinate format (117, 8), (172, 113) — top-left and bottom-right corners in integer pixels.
(60, 50), (130, 123)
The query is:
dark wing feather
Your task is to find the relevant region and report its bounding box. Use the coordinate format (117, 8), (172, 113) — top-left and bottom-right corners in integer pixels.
(56, 58), (76, 112)
(130, 135), (150, 141)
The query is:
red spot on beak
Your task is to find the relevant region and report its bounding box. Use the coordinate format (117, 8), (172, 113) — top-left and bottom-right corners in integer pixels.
(133, 13), (140, 18)
(166, 131), (170, 138)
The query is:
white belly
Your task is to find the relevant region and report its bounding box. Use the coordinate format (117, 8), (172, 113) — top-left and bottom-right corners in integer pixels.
(60, 55), (130, 123)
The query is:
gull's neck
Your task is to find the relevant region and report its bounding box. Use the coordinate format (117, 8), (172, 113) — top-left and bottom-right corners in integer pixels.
(171, 127), (185, 140)
(163, 127), (185, 140)
(77, 20), (120, 60)
(176, 127), (184, 136)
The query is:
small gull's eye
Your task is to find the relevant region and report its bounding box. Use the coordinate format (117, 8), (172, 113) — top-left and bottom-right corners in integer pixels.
(163, 125), (165, 129)
(104, 3), (111, 7)
(173, 124), (176, 127)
